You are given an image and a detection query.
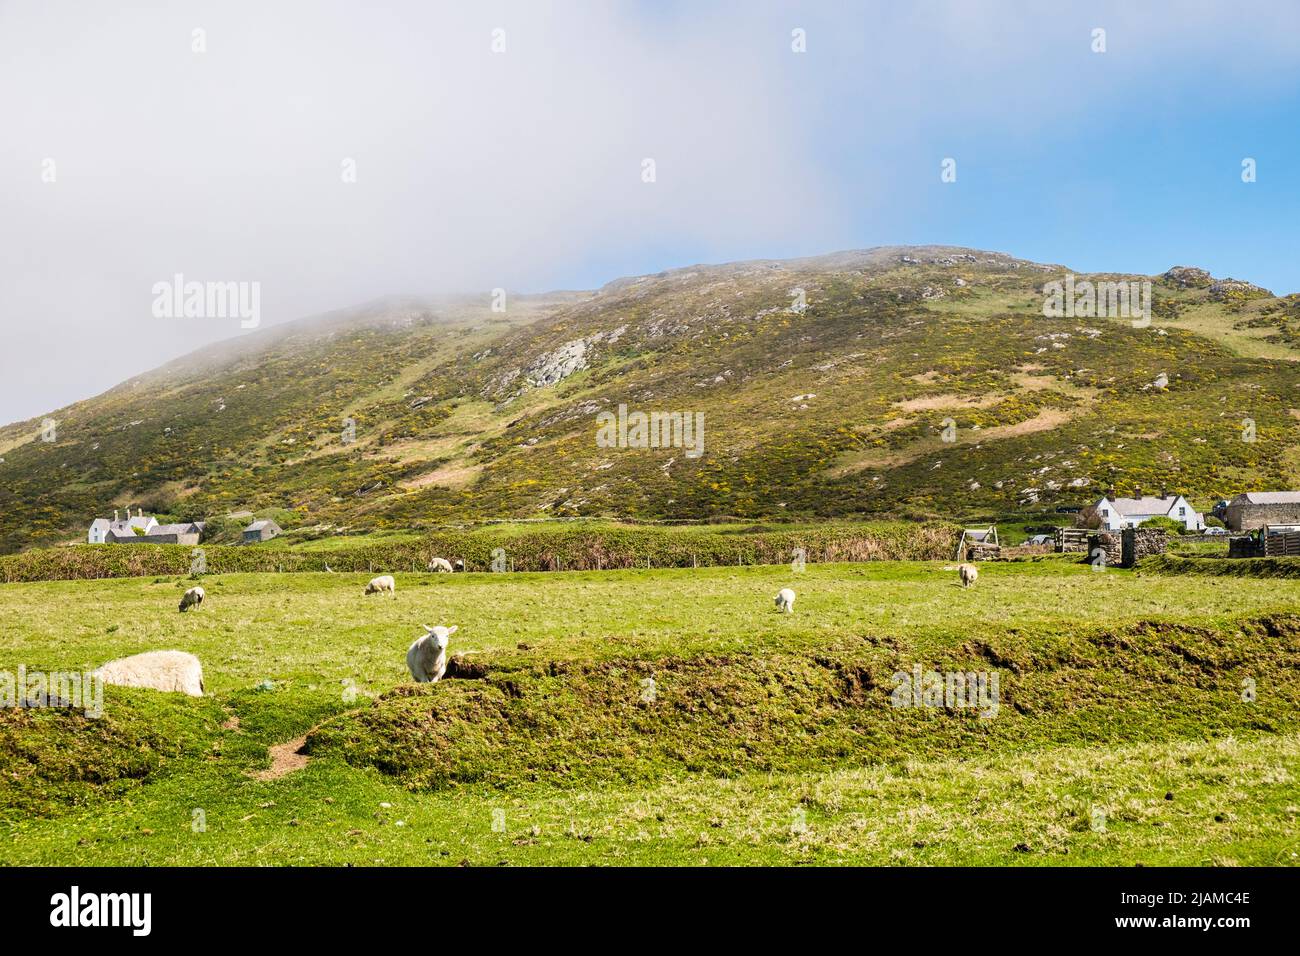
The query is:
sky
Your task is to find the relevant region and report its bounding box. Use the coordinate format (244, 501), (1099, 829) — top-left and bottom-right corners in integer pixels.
(2, 0), (1298, 424)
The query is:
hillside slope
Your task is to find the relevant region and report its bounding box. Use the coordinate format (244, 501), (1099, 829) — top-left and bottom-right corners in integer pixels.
(3, 246), (1299, 552)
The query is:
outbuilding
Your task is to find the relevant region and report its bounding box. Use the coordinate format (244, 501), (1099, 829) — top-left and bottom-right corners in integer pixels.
(241, 519), (282, 543)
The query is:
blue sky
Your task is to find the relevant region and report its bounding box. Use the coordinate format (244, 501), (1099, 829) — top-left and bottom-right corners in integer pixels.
(2, 0), (1298, 422)
(570, 1), (1300, 294)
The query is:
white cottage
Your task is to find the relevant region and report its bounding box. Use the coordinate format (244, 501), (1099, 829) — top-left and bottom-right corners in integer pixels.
(88, 508), (157, 543)
(1092, 493), (1203, 532)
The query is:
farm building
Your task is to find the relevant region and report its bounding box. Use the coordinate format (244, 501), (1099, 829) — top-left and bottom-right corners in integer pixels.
(242, 519), (282, 543)
(89, 509), (204, 545)
(1091, 493), (1203, 532)
(132, 521), (205, 545)
(88, 508), (157, 543)
(1223, 491), (1300, 532)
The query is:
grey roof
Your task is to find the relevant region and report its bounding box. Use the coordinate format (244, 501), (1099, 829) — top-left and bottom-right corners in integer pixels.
(1238, 491), (1300, 505)
(243, 519), (280, 532)
(151, 522), (204, 536)
(1104, 495), (1184, 515)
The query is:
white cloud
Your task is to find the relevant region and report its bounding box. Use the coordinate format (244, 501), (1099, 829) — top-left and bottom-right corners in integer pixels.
(1, 0), (1297, 423)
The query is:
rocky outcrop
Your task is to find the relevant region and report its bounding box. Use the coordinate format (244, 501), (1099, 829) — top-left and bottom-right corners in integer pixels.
(1160, 266), (1212, 289)
(525, 339), (588, 387)
(1208, 278), (1272, 301)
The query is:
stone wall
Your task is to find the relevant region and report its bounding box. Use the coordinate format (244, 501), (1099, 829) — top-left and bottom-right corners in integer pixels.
(1229, 535), (1263, 558)
(1121, 527), (1168, 566)
(1087, 531), (1122, 567)
(1085, 529), (1166, 567)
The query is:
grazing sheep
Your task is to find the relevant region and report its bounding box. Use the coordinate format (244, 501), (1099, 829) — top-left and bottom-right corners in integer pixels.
(365, 574), (396, 596)
(406, 625), (458, 683)
(775, 587), (796, 613)
(959, 563), (979, 588)
(96, 650), (204, 696)
(428, 557), (453, 573)
(178, 586), (205, 612)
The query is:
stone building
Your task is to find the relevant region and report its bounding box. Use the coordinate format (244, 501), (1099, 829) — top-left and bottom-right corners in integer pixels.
(1223, 492), (1300, 532)
(241, 519), (282, 544)
(108, 521), (204, 545)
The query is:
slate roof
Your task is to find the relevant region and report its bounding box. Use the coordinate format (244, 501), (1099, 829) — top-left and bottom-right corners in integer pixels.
(1238, 491), (1300, 505)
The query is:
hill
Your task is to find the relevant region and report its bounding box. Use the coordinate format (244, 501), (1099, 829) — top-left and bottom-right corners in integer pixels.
(4, 246), (1300, 552)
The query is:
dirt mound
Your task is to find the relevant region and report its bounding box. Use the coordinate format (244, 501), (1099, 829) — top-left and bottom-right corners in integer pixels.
(249, 734), (310, 781)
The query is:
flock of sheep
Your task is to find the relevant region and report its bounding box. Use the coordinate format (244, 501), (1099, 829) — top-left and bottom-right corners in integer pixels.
(90, 559), (981, 699)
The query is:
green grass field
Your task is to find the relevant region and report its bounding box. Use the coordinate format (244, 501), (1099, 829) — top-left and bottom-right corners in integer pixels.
(2, 558), (1298, 865)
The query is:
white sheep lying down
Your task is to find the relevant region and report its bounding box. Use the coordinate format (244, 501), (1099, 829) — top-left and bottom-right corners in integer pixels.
(406, 625), (457, 683)
(96, 650), (204, 696)
(775, 587), (796, 613)
(428, 557), (453, 573)
(179, 586), (204, 612)
(365, 574), (396, 595)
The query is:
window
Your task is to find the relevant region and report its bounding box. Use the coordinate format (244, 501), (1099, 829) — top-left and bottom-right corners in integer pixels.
(1101, 509), (1109, 517)
(1179, 507), (1186, 517)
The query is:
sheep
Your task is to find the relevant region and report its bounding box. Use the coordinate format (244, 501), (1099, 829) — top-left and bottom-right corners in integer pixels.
(453, 559), (465, 572)
(365, 574), (396, 596)
(775, 587), (796, 613)
(406, 625), (458, 683)
(428, 557), (453, 573)
(959, 563), (979, 588)
(96, 650), (204, 696)
(178, 586), (205, 612)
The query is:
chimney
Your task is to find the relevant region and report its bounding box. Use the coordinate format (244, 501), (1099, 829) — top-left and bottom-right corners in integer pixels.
(113, 509), (119, 522)
(1160, 487), (1168, 499)
(1134, 485), (1142, 500)
(137, 507), (143, 518)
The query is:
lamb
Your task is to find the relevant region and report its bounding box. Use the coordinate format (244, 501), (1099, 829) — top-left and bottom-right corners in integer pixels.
(96, 650), (204, 696)
(453, 559), (465, 572)
(959, 563), (979, 588)
(775, 587), (796, 613)
(178, 586), (205, 612)
(365, 574), (396, 596)
(406, 625), (458, 683)
(428, 557), (453, 573)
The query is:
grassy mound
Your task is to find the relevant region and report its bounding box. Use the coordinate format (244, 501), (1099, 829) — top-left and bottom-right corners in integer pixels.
(305, 615), (1300, 792)
(0, 690), (220, 817)
(1145, 554), (1300, 578)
